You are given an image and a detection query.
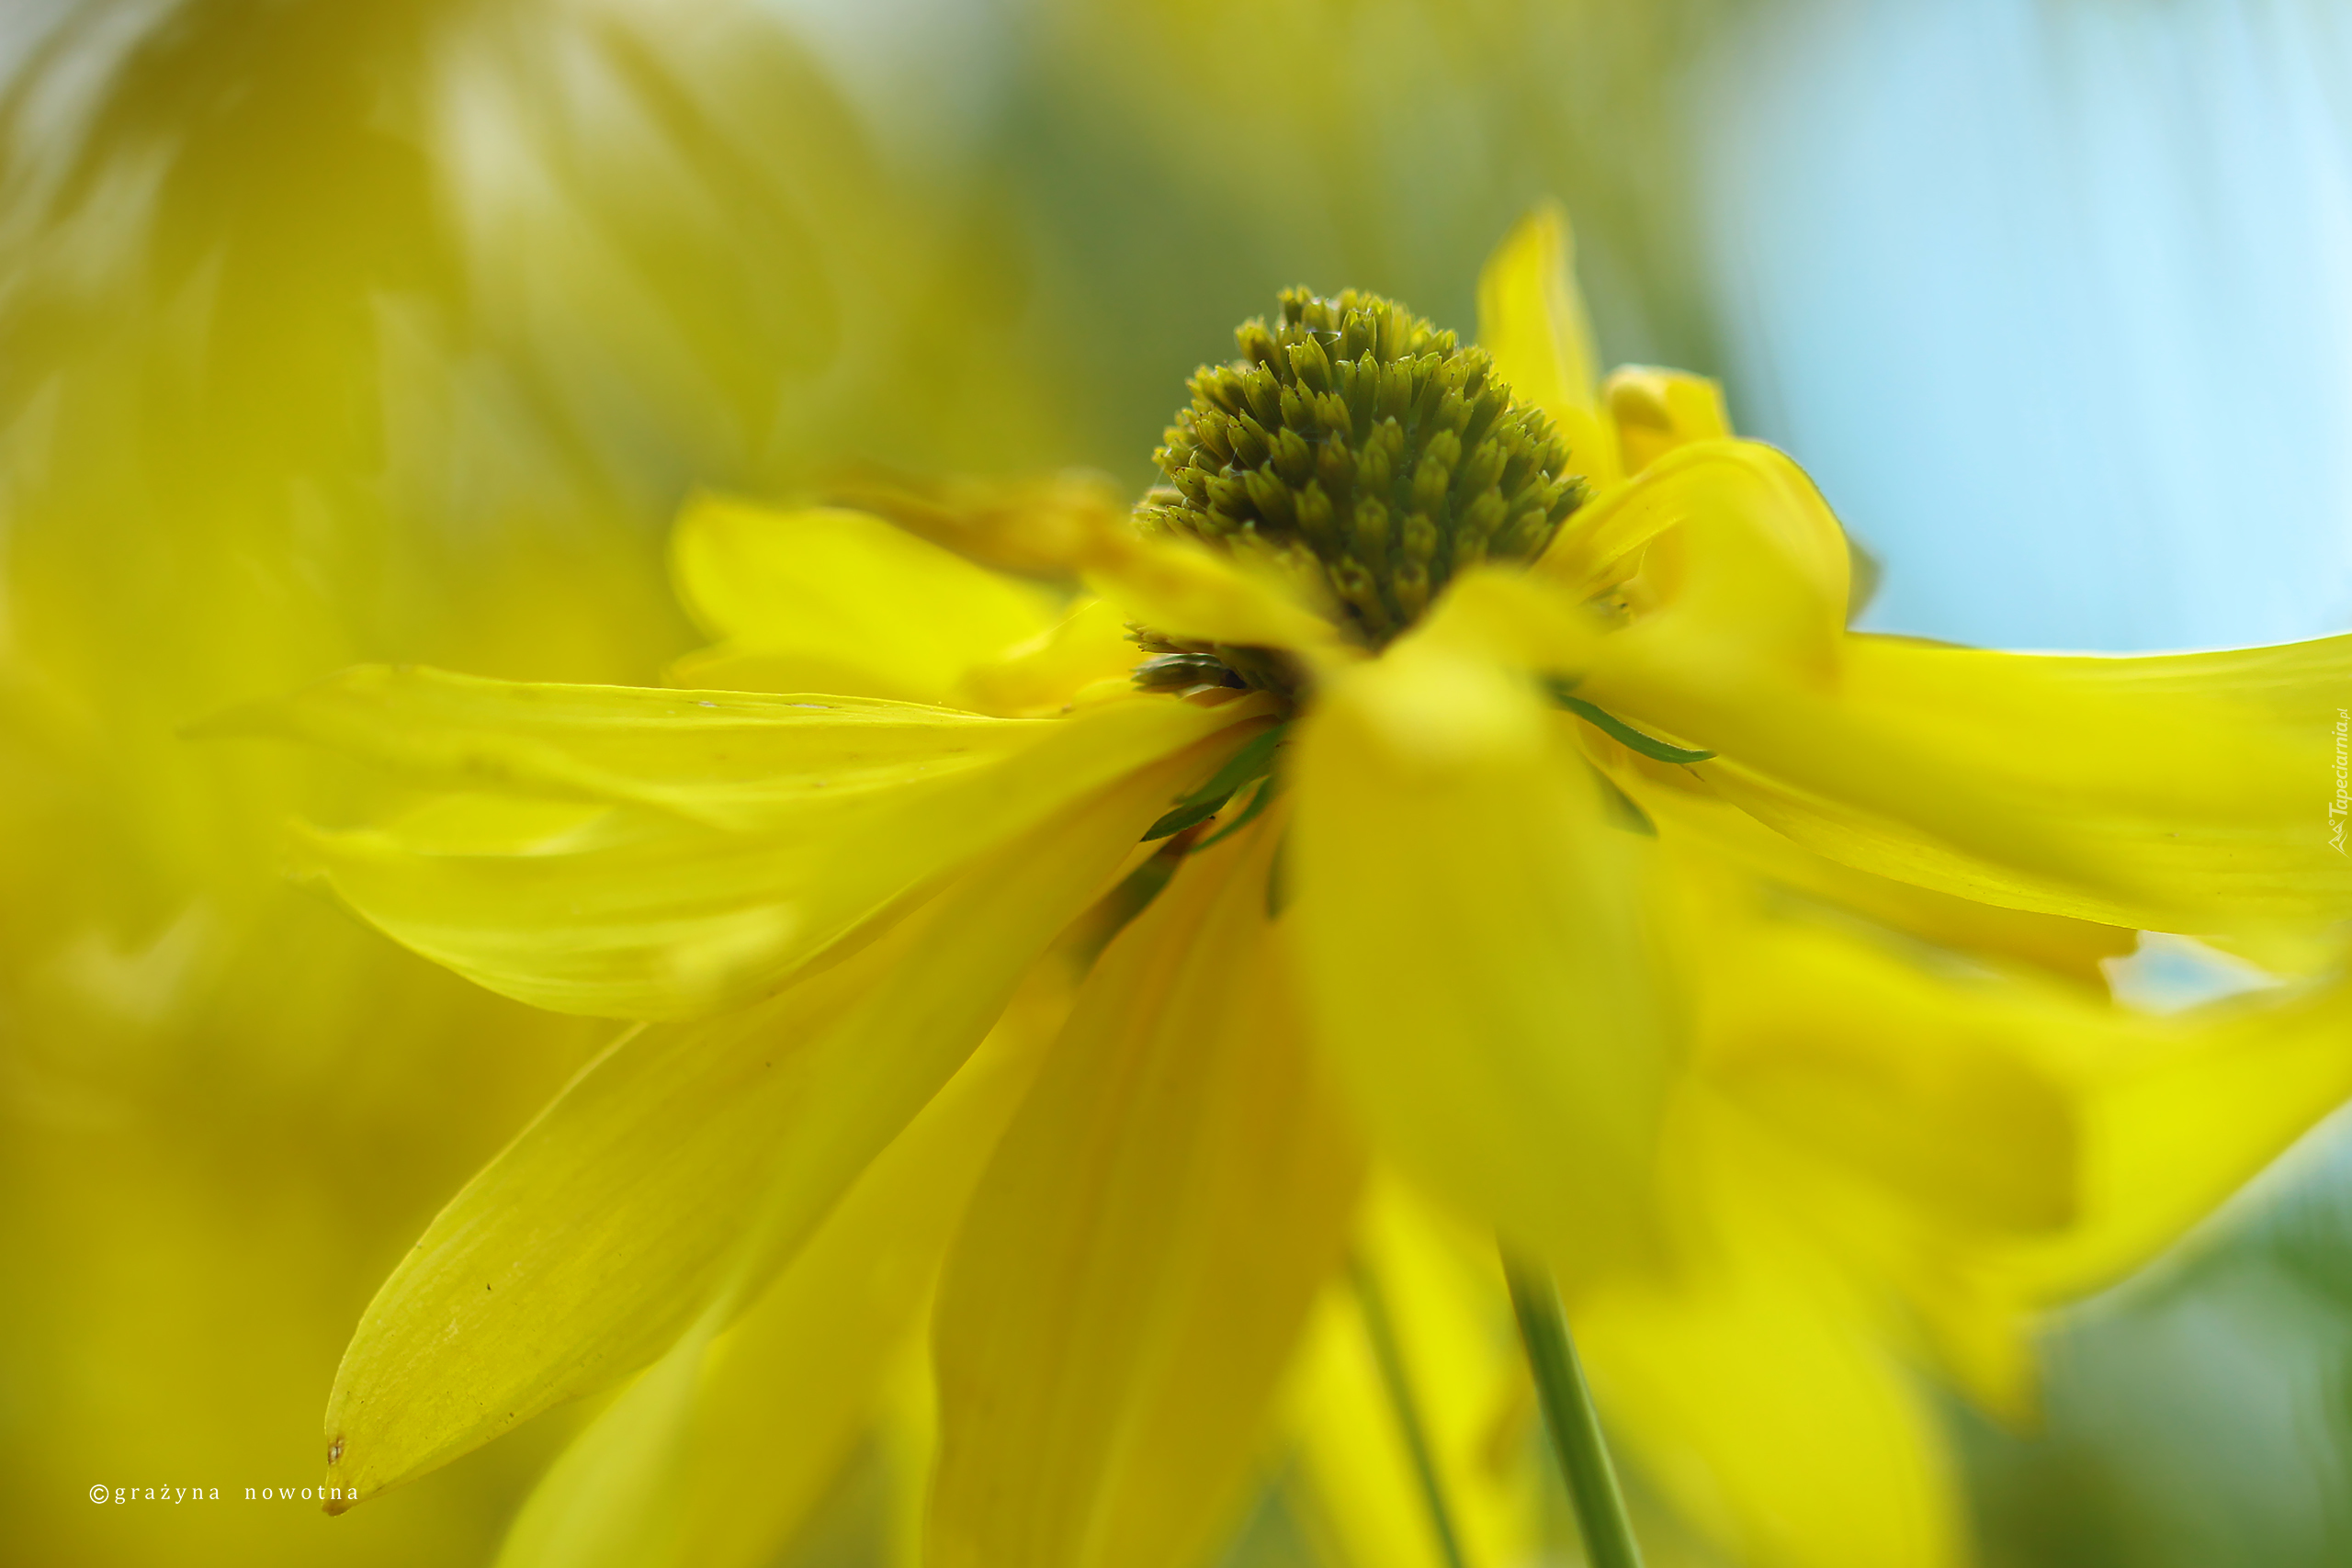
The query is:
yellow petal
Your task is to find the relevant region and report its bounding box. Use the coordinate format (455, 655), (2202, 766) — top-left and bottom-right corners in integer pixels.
(492, 950), (1075, 1568)
(213, 664), (1057, 830)
(1289, 633), (1679, 1270)
(1475, 203), (1620, 489)
(1701, 634), (2352, 934)
(955, 596), (1144, 717)
(1563, 444), (2352, 932)
(825, 467), (1131, 581)
(321, 752), (1199, 1506)
(1627, 768), (2132, 987)
(929, 821), (1366, 1568)
(1603, 366), (1733, 476)
(1556, 438), (1852, 666)
(2000, 971), (2352, 1303)
(1696, 910), (2084, 1237)
(1576, 1240), (1967, 1568)
(1690, 915), (2352, 1420)
(667, 497), (1058, 705)
(267, 677), (1259, 1017)
(1079, 527), (1351, 667)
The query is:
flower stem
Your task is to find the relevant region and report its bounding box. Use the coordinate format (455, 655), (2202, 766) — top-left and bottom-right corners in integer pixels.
(1350, 1253), (1473, 1568)
(1503, 1254), (1645, 1568)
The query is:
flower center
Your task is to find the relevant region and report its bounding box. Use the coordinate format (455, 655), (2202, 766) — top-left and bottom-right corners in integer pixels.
(1136, 288), (1589, 651)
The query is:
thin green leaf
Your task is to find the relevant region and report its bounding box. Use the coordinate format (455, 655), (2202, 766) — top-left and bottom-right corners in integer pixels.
(1196, 773), (1282, 850)
(1545, 682), (1713, 764)
(1144, 723), (1288, 840)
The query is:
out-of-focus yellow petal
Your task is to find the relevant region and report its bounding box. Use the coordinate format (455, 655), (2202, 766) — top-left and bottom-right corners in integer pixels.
(1286, 1178), (1540, 1568)
(267, 683), (1260, 1017)
(1698, 914), (2083, 1237)
(492, 950), (1076, 1568)
(929, 821), (1365, 1568)
(666, 498), (1059, 706)
(1576, 1241), (1965, 1568)
(956, 596), (1143, 716)
(1476, 203), (1620, 490)
(321, 753), (1197, 1508)
(1079, 528), (1351, 667)
(1290, 634), (1679, 1270)
(1602, 367), (1733, 476)
(826, 468), (1131, 581)
(210, 665), (1056, 829)
(1559, 439), (1852, 668)
(1998, 972), (2352, 1302)
(1690, 908), (2352, 1419)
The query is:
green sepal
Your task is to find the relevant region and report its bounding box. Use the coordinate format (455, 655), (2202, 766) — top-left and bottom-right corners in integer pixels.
(1544, 680), (1714, 764)
(1197, 773), (1282, 850)
(1143, 722), (1289, 840)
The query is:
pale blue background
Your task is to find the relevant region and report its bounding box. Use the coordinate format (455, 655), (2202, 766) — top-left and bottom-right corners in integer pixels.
(1691, 0), (2352, 654)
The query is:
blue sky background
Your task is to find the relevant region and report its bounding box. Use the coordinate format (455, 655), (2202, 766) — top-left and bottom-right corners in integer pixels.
(1690, 0), (2352, 654)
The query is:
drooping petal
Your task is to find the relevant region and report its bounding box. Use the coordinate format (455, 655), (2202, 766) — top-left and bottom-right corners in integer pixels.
(1690, 901), (2352, 1420)
(491, 953), (1076, 1568)
(239, 670), (1261, 1016)
(667, 497), (1059, 705)
(1628, 765), (2133, 987)
(1575, 1239), (1967, 1568)
(1560, 442), (2352, 933)
(1999, 971), (2352, 1303)
(320, 751), (1199, 1507)
(1696, 910), (2085, 1239)
(1475, 203), (1620, 490)
(1289, 633), (1679, 1270)
(929, 820), (1366, 1568)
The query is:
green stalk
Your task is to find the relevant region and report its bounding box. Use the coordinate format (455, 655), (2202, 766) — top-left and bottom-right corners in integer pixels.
(1349, 1253), (1472, 1568)
(1503, 1254), (1645, 1568)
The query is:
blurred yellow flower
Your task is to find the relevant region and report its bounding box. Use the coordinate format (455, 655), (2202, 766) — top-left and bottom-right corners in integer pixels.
(217, 208), (2352, 1568)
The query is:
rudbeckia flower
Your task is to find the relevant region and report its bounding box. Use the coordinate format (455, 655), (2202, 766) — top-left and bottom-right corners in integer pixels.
(217, 209), (2352, 1568)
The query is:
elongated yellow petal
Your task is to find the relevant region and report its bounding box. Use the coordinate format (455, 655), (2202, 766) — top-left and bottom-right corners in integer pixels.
(1563, 443), (2352, 932)
(1476, 203), (1620, 490)
(269, 679), (1259, 1016)
(1290, 634), (1679, 1270)
(1576, 1241), (1966, 1568)
(212, 664), (1054, 829)
(930, 821), (1365, 1568)
(1699, 634), (2352, 933)
(667, 498), (1058, 705)
(321, 753), (1197, 1506)
(492, 953), (1075, 1568)
(1626, 766), (2132, 987)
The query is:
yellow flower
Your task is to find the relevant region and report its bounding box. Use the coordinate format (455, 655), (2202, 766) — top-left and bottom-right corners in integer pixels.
(219, 208), (2352, 1568)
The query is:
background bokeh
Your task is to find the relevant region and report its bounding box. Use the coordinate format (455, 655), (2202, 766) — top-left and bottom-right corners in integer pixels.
(4, 1), (2349, 1564)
